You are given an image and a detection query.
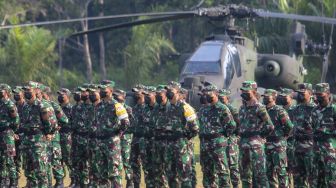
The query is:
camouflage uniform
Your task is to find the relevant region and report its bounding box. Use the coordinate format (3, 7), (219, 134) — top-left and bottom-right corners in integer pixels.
(0, 84), (20, 187)
(21, 82), (57, 188)
(114, 89), (134, 187)
(292, 83), (316, 188)
(199, 85), (236, 188)
(239, 81), (274, 188)
(263, 89), (293, 188)
(72, 86), (94, 186)
(57, 88), (74, 182)
(12, 87), (25, 180)
(95, 83), (129, 187)
(219, 89), (241, 187)
(152, 85), (170, 188)
(164, 81), (199, 188)
(311, 83), (336, 187)
(130, 84), (148, 188)
(278, 88), (296, 187)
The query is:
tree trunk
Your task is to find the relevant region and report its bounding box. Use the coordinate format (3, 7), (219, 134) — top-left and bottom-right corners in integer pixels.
(98, 0), (106, 80)
(81, 20), (93, 83)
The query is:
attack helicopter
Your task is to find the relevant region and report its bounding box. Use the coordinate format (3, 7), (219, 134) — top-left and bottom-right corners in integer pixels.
(1, 3), (335, 107)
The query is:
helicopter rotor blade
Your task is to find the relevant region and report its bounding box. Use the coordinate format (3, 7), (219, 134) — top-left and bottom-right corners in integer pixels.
(71, 14), (195, 36)
(0, 11), (196, 30)
(255, 10), (336, 25)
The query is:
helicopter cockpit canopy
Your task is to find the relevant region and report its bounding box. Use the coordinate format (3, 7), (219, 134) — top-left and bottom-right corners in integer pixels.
(181, 41), (241, 88)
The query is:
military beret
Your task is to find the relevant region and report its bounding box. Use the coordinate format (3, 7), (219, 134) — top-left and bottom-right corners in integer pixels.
(218, 89), (231, 96)
(315, 83), (330, 93)
(240, 81), (258, 91)
(0, 84), (12, 92)
(278, 88), (293, 97)
(156, 85), (167, 92)
(262, 89), (277, 97)
(296, 83), (313, 92)
(12, 86), (23, 94)
(165, 81), (181, 90)
(132, 84), (146, 92)
(57, 88), (71, 96)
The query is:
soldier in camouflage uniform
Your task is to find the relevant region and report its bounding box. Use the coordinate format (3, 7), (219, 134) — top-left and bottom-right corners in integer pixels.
(21, 82), (56, 187)
(94, 81), (129, 188)
(70, 88), (82, 187)
(12, 86), (26, 182)
(130, 84), (147, 188)
(164, 81), (199, 188)
(113, 89), (134, 188)
(0, 84), (20, 187)
(218, 89), (241, 188)
(57, 88), (75, 185)
(238, 81), (274, 188)
(179, 88), (197, 188)
(292, 83), (316, 188)
(40, 84), (68, 188)
(312, 83), (336, 187)
(277, 88), (296, 187)
(199, 85), (236, 188)
(262, 89), (293, 188)
(71, 84), (94, 187)
(151, 85), (170, 188)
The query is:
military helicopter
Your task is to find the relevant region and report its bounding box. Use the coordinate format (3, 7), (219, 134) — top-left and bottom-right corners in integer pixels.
(1, 4), (335, 107)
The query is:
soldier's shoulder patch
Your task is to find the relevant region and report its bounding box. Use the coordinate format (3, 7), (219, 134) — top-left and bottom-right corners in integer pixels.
(183, 103), (196, 122)
(115, 102), (128, 120)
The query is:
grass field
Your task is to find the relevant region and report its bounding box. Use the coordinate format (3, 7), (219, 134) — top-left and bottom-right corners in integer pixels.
(18, 137), (205, 188)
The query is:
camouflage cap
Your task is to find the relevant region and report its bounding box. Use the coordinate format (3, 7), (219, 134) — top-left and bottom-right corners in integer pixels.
(156, 85), (167, 92)
(57, 88), (71, 96)
(204, 85), (218, 93)
(100, 80), (115, 89)
(315, 83), (330, 93)
(39, 84), (51, 94)
(114, 89), (126, 96)
(165, 81), (181, 90)
(218, 89), (231, 96)
(296, 83), (313, 92)
(143, 86), (156, 95)
(180, 88), (188, 94)
(75, 86), (86, 92)
(0, 84), (12, 92)
(12, 86), (23, 94)
(240, 81), (258, 91)
(132, 84), (146, 92)
(87, 84), (99, 92)
(23, 81), (39, 90)
(278, 88), (293, 97)
(262, 89), (277, 97)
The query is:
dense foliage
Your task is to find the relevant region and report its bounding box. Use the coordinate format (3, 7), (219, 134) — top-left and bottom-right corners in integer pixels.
(0, 0), (334, 90)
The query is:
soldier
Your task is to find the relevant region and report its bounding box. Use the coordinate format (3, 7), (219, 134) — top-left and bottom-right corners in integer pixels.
(164, 81), (199, 188)
(239, 81), (274, 188)
(312, 83), (336, 187)
(0, 84), (20, 187)
(71, 84), (93, 187)
(12, 86), (25, 182)
(141, 86), (158, 188)
(199, 85), (236, 188)
(113, 89), (134, 188)
(94, 81), (129, 188)
(292, 83), (316, 188)
(152, 85), (170, 188)
(70, 88), (83, 187)
(277, 88), (296, 187)
(57, 88), (74, 186)
(40, 84), (68, 188)
(21, 82), (56, 187)
(218, 89), (240, 188)
(129, 84), (147, 188)
(262, 89), (293, 188)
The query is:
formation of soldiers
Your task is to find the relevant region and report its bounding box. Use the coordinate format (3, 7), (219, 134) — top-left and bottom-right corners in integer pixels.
(0, 79), (335, 188)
